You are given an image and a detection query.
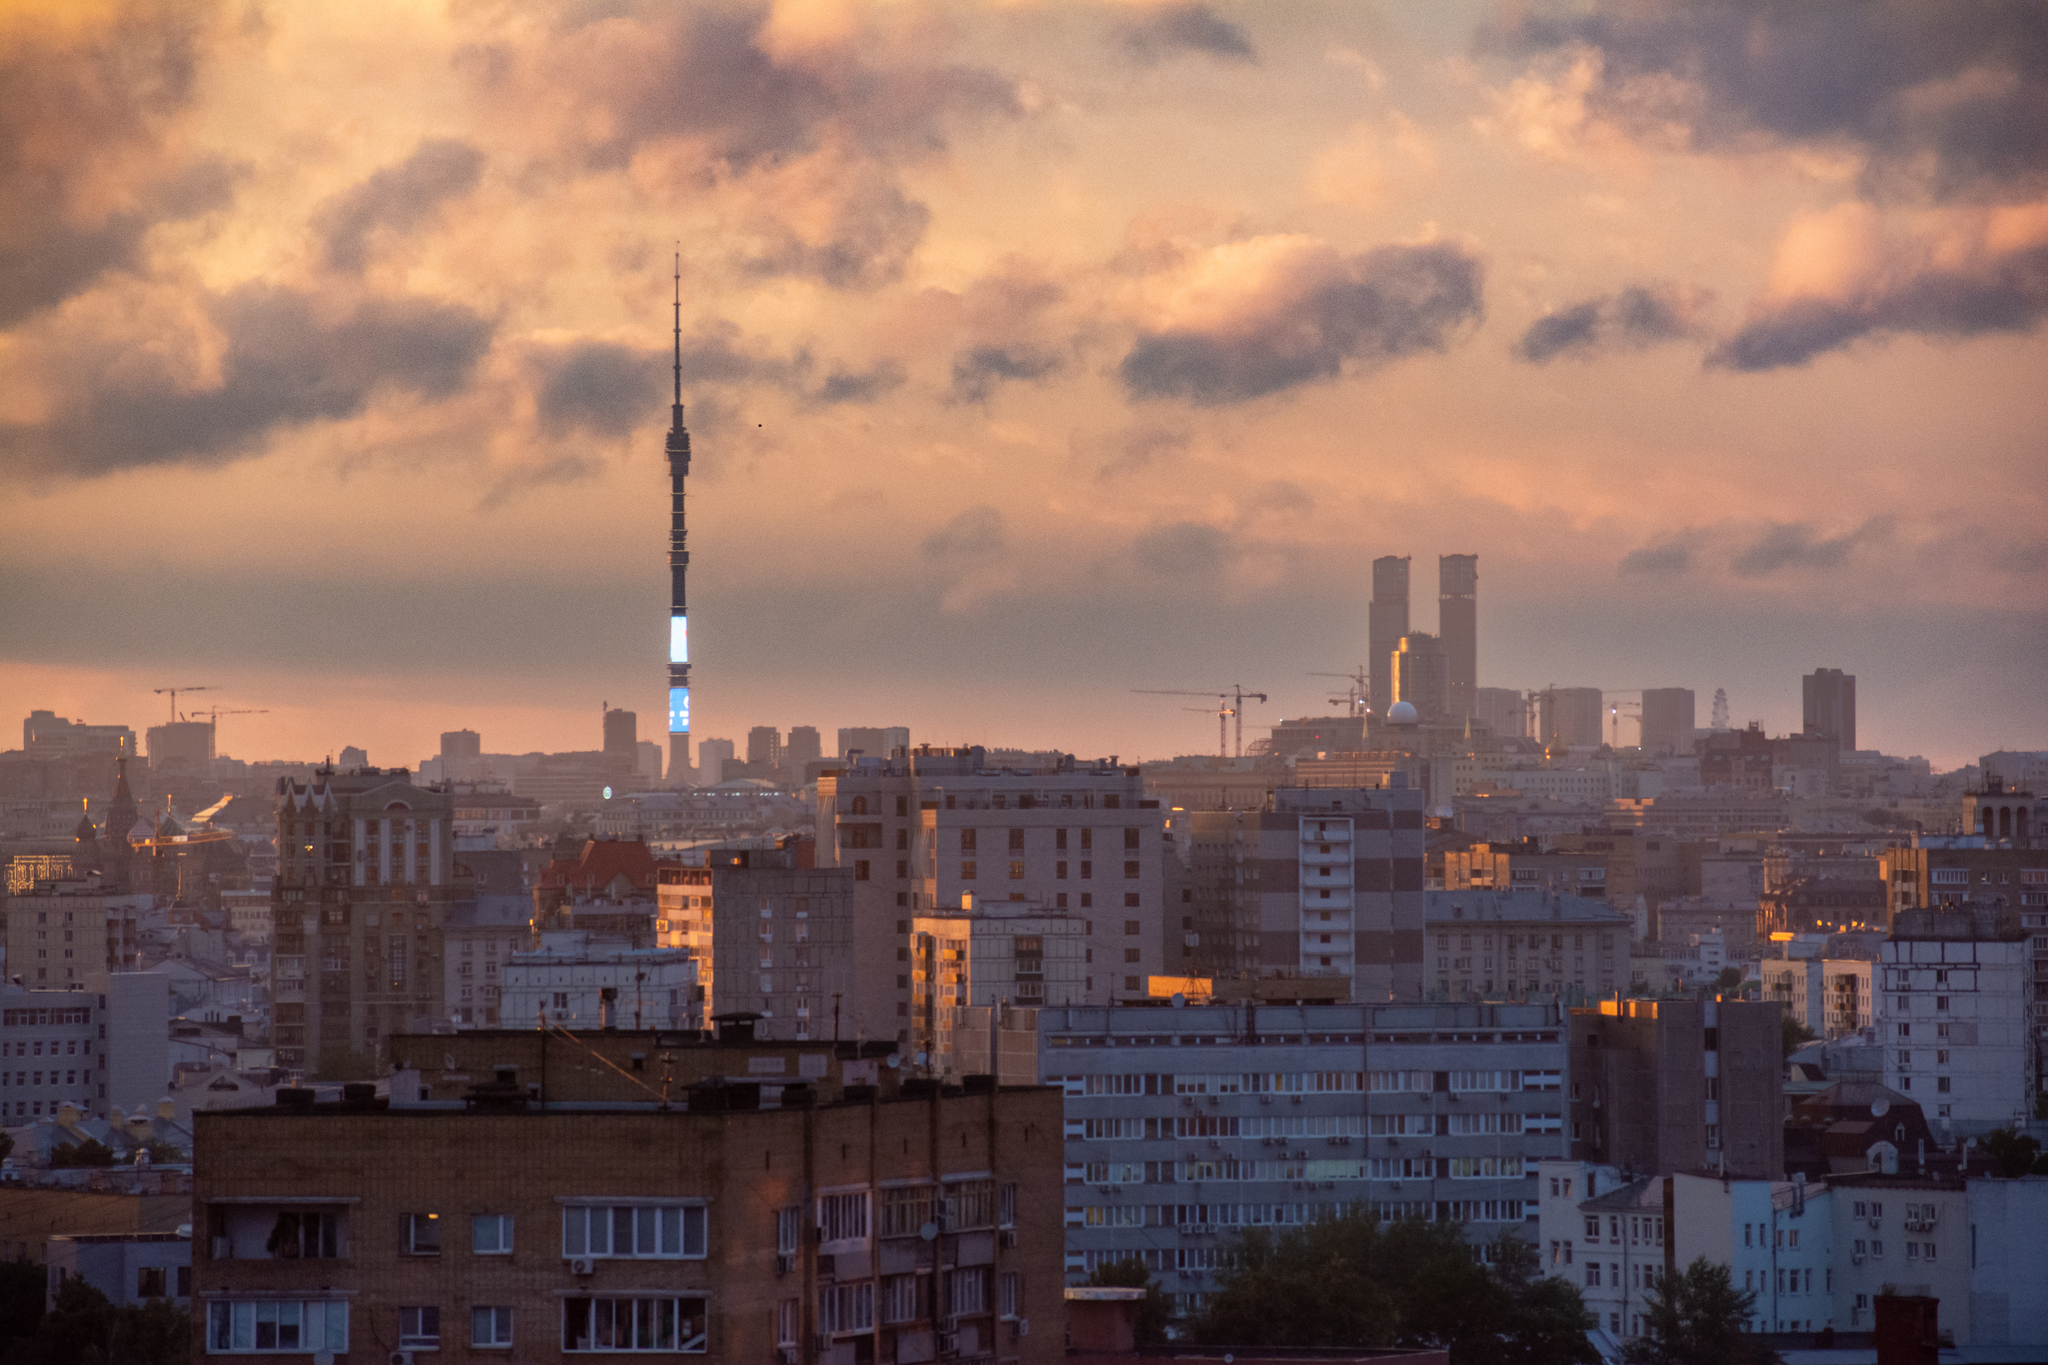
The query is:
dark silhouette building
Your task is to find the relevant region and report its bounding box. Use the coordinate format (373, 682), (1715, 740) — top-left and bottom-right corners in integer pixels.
(1368, 555), (1410, 721)
(1439, 553), (1477, 722)
(1803, 667), (1857, 752)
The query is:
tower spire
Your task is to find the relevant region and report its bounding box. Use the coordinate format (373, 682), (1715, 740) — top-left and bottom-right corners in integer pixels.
(672, 249), (683, 412)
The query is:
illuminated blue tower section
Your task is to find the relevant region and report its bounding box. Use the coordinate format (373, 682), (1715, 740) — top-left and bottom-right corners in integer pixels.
(665, 256), (692, 782)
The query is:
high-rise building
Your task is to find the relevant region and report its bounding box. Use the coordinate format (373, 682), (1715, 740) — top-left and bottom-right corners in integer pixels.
(603, 707), (637, 757)
(1368, 555), (1410, 720)
(1392, 633), (1449, 726)
(1438, 553), (1477, 722)
(22, 711), (136, 757)
(1639, 688), (1696, 754)
(784, 726), (823, 768)
(1536, 687), (1604, 749)
(663, 258), (694, 786)
(1879, 907), (2033, 1128)
(837, 726), (910, 760)
(438, 729), (481, 785)
(746, 726), (782, 770)
(1803, 668), (1856, 752)
(146, 720), (215, 768)
(695, 738), (734, 786)
(269, 768), (454, 1074)
(1472, 687), (1526, 740)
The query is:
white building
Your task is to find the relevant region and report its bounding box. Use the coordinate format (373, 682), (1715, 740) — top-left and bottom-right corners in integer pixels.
(1764, 957), (1874, 1039)
(500, 943), (697, 1031)
(1879, 908), (2035, 1131)
(912, 907), (1088, 1072)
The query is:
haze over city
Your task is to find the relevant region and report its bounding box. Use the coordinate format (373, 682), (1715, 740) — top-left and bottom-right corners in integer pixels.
(2, 1), (2043, 770)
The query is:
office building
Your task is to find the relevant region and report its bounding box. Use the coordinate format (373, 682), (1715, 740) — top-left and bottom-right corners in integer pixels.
(269, 768), (455, 1075)
(192, 1070), (1064, 1364)
(1637, 689), (1696, 756)
(22, 711), (136, 758)
(710, 846), (856, 1040)
(839, 727), (911, 761)
(1803, 668), (1856, 752)
(786, 726), (824, 769)
(1536, 688), (1604, 750)
(1264, 717), (1364, 758)
(695, 737), (734, 786)
(1368, 555), (1410, 721)
(1879, 907), (2034, 1130)
(1438, 554), (1477, 723)
(146, 720), (214, 768)
(1570, 997), (1784, 1179)
(1472, 688), (1526, 742)
(1047, 1001), (1566, 1316)
(1391, 633), (1449, 728)
(1424, 889), (1632, 1002)
(1179, 785), (1427, 1001)
(603, 707), (637, 759)
(816, 750), (1172, 1035)
(439, 729), (483, 784)
(748, 726), (784, 772)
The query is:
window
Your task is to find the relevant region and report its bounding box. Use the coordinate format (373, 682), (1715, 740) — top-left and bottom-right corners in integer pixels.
(404, 1213), (442, 1255)
(945, 1268), (988, 1316)
(1009, 828), (1025, 851)
(778, 1205), (805, 1253)
(818, 1191), (870, 1243)
(562, 1296), (707, 1352)
(263, 1210), (342, 1259)
(1009, 861), (1025, 880)
(473, 1213), (513, 1254)
(206, 1300), (349, 1354)
(137, 1266), (167, 1298)
(999, 1183), (1017, 1228)
(944, 1180), (995, 1232)
(878, 1188), (931, 1240)
(562, 1204), (708, 1259)
(399, 1306), (440, 1349)
(472, 1305), (514, 1348)
(1000, 1271), (1021, 1319)
(882, 1274), (921, 1324)
(777, 1299), (799, 1347)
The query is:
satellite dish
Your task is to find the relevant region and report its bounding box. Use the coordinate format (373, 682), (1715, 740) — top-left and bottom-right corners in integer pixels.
(915, 1052), (929, 1067)
(886, 1054), (902, 1069)
(443, 1053), (456, 1071)
(1870, 1097), (1890, 1118)
(1171, 993), (1186, 1009)
(919, 1222), (939, 1241)
(602, 786), (613, 800)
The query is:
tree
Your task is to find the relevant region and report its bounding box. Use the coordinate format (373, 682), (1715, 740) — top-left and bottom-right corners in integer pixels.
(1713, 968), (1743, 993)
(0, 1276), (189, 1365)
(1620, 1257), (1779, 1365)
(1980, 1128), (2048, 1178)
(0, 1259), (44, 1352)
(48, 1139), (116, 1169)
(1085, 1257), (1171, 1345)
(1780, 1015), (1817, 1060)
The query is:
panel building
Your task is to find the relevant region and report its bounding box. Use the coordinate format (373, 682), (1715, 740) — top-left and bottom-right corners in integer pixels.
(710, 845), (856, 1041)
(1802, 668), (1856, 752)
(1367, 556), (1410, 721)
(1536, 688), (1605, 750)
(1438, 554), (1477, 724)
(269, 769), (455, 1075)
(1879, 907), (2034, 1131)
(1046, 1001), (1566, 1316)
(1637, 688), (1695, 756)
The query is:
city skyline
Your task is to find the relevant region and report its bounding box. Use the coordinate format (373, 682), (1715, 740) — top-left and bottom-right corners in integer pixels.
(3, 2), (2043, 771)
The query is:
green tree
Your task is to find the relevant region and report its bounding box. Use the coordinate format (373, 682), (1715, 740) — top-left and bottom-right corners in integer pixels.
(1780, 1015), (1817, 1060)
(0, 1258), (44, 1352)
(48, 1139), (116, 1169)
(142, 1139), (187, 1165)
(1713, 968), (1743, 993)
(0, 1276), (189, 1365)
(1084, 1257), (1171, 1345)
(1620, 1257), (1779, 1365)
(1979, 1128), (2048, 1178)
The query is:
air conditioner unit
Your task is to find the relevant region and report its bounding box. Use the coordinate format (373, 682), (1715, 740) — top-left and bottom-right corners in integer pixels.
(1292, 1095), (1303, 1104)
(1868, 1218), (1881, 1229)
(815, 1333), (834, 1351)
(1851, 1253), (1865, 1265)
(937, 1332), (960, 1355)
(1001, 1229), (1019, 1248)
(1014, 1318), (1030, 1339)
(570, 1256), (596, 1275)
(1207, 1095), (1220, 1106)
(390, 1353), (416, 1365)
(775, 1253), (795, 1274)
(779, 1348), (799, 1364)
(1208, 1139), (1220, 1149)
(1340, 1135), (1352, 1145)
(1923, 1207), (1938, 1223)
(1259, 1095), (1272, 1105)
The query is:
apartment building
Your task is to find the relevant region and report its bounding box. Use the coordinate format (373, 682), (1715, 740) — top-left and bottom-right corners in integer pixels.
(1763, 958), (1874, 1040)
(1878, 907), (2035, 1131)
(500, 946), (698, 1031)
(1570, 998), (1784, 1180)
(1423, 889), (1632, 1002)
(1043, 1001), (1566, 1318)
(1179, 784), (1428, 1001)
(1, 884), (145, 985)
(816, 751), (1173, 1033)
(269, 769), (454, 1074)
(911, 910), (1087, 1069)
(191, 1075), (1063, 1365)
(709, 847), (854, 1041)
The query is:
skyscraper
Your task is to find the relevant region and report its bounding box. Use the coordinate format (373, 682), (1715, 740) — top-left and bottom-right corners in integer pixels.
(1536, 687), (1604, 749)
(602, 706), (637, 757)
(784, 725), (823, 769)
(1368, 555), (1410, 720)
(1438, 553), (1477, 722)
(746, 726), (782, 770)
(1392, 633), (1449, 726)
(664, 256), (694, 786)
(1639, 688), (1696, 754)
(1803, 668), (1856, 752)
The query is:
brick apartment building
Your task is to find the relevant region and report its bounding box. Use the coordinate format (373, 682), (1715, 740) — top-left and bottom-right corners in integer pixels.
(193, 1069), (1063, 1363)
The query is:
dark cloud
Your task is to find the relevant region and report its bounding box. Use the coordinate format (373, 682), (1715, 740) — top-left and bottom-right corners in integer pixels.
(1485, 2), (2048, 203)
(1730, 518), (1894, 577)
(1088, 425), (1188, 481)
(0, 5), (237, 327)
(316, 138), (485, 272)
(1120, 4), (1257, 66)
(948, 345), (1061, 404)
(1133, 521), (1233, 576)
(1517, 283), (1706, 362)
(742, 176), (931, 289)
(535, 342), (666, 437)
(1120, 242), (1484, 404)
(1619, 542), (1693, 577)
(921, 506), (1004, 561)
(0, 287), (493, 477)
(810, 361), (905, 406)
(536, 6), (1017, 171)
(1709, 241), (2048, 370)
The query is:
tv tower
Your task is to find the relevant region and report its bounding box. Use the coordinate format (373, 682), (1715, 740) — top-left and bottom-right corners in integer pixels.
(665, 254), (692, 782)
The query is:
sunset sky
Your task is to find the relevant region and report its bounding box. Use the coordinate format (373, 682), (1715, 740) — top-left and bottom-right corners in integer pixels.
(3, 0), (2044, 773)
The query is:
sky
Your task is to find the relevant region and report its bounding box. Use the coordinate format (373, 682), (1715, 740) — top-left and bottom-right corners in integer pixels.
(2, 0), (2044, 773)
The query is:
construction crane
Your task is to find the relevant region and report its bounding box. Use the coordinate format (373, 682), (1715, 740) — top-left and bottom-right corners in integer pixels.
(1609, 700), (1641, 747)
(200, 707), (268, 725)
(152, 685), (216, 723)
(1309, 668), (1370, 718)
(1133, 684), (1269, 758)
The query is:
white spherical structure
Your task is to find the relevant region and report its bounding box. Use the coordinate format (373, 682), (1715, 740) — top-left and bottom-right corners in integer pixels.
(1386, 701), (1419, 725)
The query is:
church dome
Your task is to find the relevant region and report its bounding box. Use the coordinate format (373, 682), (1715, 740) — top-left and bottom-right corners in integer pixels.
(1387, 701), (1419, 725)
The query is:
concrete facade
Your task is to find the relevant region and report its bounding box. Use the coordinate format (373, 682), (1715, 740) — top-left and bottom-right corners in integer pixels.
(1879, 908), (2035, 1132)
(710, 851), (856, 1042)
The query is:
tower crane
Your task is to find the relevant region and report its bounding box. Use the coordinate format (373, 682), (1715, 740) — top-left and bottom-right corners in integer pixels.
(152, 685), (216, 723)
(200, 707), (269, 740)
(1133, 684), (1268, 758)
(1309, 668), (1370, 718)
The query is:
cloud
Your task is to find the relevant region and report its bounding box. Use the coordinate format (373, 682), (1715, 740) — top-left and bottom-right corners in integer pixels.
(810, 360), (904, 405)
(316, 138), (485, 272)
(921, 505), (1004, 561)
(1730, 518), (1894, 577)
(1484, 2), (2048, 203)
(1081, 424), (1189, 481)
(948, 345), (1061, 404)
(534, 341), (667, 437)
(1119, 4), (1257, 66)
(1133, 521), (1234, 575)
(1517, 283), (1710, 362)
(737, 161), (932, 288)
(1619, 541), (1694, 577)
(0, 4), (237, 327)
(1120, 240), (1484, 403)
(1, 287), (494, 478)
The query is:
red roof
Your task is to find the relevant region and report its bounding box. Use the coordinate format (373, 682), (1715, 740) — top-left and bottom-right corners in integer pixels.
(536, 839), (663, 895)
